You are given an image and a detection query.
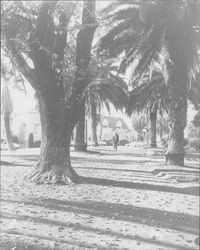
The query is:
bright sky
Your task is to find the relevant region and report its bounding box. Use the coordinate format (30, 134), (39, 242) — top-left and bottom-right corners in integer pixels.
(96, 1), (111, 10)
(9, 81), (36, 114)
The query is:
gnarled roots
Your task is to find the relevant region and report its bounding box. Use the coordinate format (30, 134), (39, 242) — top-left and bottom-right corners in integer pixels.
(25, 163), (82, 185)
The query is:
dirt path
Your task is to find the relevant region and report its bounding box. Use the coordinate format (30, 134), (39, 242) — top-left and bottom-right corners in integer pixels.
(0, 146), (199, 250)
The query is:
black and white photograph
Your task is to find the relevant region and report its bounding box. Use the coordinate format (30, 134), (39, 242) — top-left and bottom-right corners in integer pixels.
(1, 0), (200, 249)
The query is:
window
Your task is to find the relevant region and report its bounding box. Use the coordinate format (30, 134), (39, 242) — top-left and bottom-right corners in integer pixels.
(116, 120), (122, 128)
(102, 119), (109, 128)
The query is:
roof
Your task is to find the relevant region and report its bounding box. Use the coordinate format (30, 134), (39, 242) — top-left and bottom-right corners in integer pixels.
(99, 115), (130, 130)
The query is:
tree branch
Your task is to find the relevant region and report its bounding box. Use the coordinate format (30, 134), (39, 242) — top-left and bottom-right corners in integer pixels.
(4, 40), (37, 90)
(67, 1), (97, 120)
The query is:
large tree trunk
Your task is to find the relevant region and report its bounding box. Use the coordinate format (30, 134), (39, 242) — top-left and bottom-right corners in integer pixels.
(27, 1), (96, 184)
(149, 107), (157, 148)
(91, 102), (98, 146)
(74, 105), (87, 151)
(28, 93), (79, 184)
(165, 34), (189, 166)
(165, 99), (187, 166)
(4, 113), (15, 151)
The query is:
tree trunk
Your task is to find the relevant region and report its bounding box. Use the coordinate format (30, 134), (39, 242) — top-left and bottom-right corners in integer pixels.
(74, 105), (87, 151)
(149, 108), (157, 148)
(159, 118), (163, 140)
(4, 113), (15, 151)
(22, 0), (96, 185)
(27, 94), (79, 184)
(165, 98), (187, 166)
(91, 102), (98, 146)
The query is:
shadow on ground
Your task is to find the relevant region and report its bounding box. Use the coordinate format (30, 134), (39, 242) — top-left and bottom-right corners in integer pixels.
(80, 176), (199, 196)
(2, 198), (199, 235)
(1, 197), (199, 250)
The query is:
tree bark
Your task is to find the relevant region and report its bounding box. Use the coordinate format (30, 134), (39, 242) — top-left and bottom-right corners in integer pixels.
(165, 98), (187, 166)
(4, 113), (15, 151)
(159, 118), (163, 140)
(27, 93), (79, 184)
(149, 107), (157, 148)
(91, 102), (98, 146)
(74, 105), (87, 151)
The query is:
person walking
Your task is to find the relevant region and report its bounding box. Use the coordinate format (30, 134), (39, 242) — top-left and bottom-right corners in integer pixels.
(113, 132), (119, 151)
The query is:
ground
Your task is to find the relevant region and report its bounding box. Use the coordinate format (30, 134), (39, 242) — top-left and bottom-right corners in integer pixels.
(0, 143), (199, 250)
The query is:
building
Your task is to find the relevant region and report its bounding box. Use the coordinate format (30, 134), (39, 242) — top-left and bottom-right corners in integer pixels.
(2, 109), (134, 147)
(96, 115), (134, 143)
(11, 110), (41, 147)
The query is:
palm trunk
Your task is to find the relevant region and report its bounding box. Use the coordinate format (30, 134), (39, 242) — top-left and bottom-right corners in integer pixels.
(74, 105), (87, 151)
(4, 113), (15, 151)
(91, 102), (98, 146)
(149, 108), (157, 148)
(165, 98), (187, 166)
(159, 118), (163, 140)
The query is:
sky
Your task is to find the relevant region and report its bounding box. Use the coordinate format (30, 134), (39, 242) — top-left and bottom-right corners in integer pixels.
(96, 1), (111, 10)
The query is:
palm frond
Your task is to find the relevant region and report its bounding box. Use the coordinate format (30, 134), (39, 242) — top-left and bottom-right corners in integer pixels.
(97, 20), (132, 54)
(106, 6), (141, 23)
(127, 69), (170, 116)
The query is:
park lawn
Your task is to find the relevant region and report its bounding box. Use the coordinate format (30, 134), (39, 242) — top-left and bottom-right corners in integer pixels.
(0, 146), (199, 250)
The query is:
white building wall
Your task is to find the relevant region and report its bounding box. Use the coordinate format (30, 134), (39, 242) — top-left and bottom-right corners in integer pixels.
(11, 112), (41, 147)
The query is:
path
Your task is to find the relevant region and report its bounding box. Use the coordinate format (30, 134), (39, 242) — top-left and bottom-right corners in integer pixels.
(0, 145), (199, 250)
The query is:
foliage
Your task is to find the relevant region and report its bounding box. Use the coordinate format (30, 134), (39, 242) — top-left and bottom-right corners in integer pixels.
(189, 138), (200, 152)
(1, 1), (94, 103)
(85, 56), (128, 114)
(98, 0), (200, 98)
(156, 114), (170, 136)
(192, 111), (200, 128)
(132, 112), (146, 134)
(119, 139), (129, 146)
(127, 69), (170, 116)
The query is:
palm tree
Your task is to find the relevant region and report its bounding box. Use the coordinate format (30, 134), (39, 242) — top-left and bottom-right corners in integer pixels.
(131, 112), (147, 140)
(98, 0), (200, 166)
(127, 70), (170, 148)
(1, 66), (15, 151)
(74, 61), (128, 150)
(74, 56), (128, 150)
(85, 58), (128, 147)
(74, 104), (87, 151)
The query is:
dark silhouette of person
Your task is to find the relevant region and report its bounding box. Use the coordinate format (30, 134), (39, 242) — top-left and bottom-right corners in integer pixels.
(113, 132), (119, 151)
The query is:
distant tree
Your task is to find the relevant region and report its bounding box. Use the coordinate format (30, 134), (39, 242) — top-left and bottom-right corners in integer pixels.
(75, 57), (128, 150)
(131, 112), (146, 140)
(86, 58), (127, 146)
(2, 1), (97, 184)
(28, 133), (34, 148)
(1, 66), (15, 151)
(74, 105), (87, 151)
(127, 70), (170, 148)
